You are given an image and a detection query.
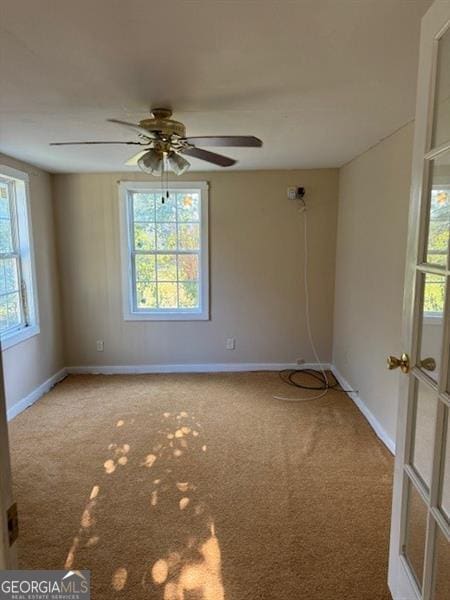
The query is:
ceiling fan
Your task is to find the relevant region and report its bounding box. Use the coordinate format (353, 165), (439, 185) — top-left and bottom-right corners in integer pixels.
(50, 108), (263, 175)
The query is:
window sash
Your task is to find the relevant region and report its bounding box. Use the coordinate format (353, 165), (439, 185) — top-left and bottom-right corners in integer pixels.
(0, 179), (27, 334)
(120, 182), (209, 320)
(128, 191), (202, 313)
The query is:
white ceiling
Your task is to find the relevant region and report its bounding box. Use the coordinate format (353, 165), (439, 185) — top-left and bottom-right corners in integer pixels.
(0, 0), (431, 173)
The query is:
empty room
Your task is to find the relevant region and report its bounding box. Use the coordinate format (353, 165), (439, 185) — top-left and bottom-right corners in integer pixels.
(0, 1), (449, 599)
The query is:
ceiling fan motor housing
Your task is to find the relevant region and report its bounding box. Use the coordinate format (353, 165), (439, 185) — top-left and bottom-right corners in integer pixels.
(139, 108), (186, 138)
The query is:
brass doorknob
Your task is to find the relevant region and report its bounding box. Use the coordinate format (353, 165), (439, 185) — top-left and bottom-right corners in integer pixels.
(387, 353), (410, 374)
(420, 357), (436, 372)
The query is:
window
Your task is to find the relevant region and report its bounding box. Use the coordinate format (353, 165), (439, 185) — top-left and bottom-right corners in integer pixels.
(0, 166), (39, 349)
(120, 181), (209, 320)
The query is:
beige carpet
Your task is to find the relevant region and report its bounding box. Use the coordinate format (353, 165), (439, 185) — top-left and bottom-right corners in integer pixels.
(8, 372), (393, 599)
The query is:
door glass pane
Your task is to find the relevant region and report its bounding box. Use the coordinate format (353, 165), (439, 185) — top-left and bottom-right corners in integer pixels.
(424, 152), (450, 267)
(431, 26), (450, 148)
(440, 408), (450, 521)
(404, 479), (428, 589)
(411, 379), (438, 489)
(418, 273), (446, 382)
(432, 524), (450, 600)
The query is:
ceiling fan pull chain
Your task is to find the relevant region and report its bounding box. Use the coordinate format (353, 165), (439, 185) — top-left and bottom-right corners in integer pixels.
(166, 157), (170, 200)
(161, 157), (165, 204)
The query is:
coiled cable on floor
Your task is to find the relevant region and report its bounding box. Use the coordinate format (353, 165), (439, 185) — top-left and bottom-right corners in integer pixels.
(274, 199), (355, 402)
(278, 368), (355, 393)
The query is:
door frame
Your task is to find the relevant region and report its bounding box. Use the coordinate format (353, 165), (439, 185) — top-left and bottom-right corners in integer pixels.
(0, 351), (17, 568)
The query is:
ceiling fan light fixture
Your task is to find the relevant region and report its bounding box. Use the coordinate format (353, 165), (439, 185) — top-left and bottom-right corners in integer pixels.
(51, 109), (263, 171)
(167, 151), (190, 175)
(137, 149), (164, 175)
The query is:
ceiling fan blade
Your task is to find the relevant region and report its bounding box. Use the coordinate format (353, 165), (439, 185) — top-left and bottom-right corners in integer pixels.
(50, 141), (144, 146)
(107, 118), (156, 138)
(125, 150), (149, 166)
(184, 135), (262, 147)
(180, 146), (236, 167)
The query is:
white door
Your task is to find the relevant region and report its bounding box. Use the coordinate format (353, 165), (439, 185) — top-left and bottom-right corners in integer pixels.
(0, 354), (17, 568)
(388, 1), (450, 599)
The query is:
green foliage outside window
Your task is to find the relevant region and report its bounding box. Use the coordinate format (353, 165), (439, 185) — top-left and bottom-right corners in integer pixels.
(424, 189), (449, 314)
(131, 192), (201, 311)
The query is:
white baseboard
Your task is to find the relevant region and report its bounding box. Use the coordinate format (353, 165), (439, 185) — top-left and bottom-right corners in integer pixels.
(331, 366), (396, 455)
(66, 362), (331, 375)
(7, 368), (67, 421)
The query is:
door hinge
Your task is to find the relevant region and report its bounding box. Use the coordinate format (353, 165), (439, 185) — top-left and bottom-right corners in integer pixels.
(7, 502), (19, 546)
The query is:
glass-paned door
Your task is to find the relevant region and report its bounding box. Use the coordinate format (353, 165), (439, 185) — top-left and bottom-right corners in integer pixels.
(388, 3), (450, 599)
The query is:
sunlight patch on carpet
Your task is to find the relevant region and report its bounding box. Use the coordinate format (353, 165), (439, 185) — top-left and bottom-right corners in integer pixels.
(64, 410), (225, 599)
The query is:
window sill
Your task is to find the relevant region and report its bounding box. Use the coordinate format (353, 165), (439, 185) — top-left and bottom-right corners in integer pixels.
(1, 324), (40, 351)
(423, 314), (443, 326)
(124, 311), (209, 322)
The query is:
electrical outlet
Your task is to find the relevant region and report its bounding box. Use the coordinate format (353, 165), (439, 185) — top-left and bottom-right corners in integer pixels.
(96, 340), (104, 352)
(226, 337), (235, 350)
(287, 186), (305, 200)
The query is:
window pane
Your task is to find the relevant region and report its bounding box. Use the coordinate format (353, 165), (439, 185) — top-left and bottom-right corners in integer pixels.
(0, 257), (19, 295)
(136, 282), (157, 309)
(0, 183), (10, 218)
(134, 223), (156, 251)
(0, 218), (13, 253)
(418, 273), (446, 383)
(425, 153), (450, 267)
(155, 194), (176, 222)
(156, 255), (177, 281)
(432, 524), (450, 599)
(7, 292), (21, 328)
(411, 379), (438, 489)
(178, 223), (200, 250)
(133, 193), (154, 221)
(0, 297), (8, 331)
(431, 26), (450, 148)
(178, 282), (199, 308)
(178, 254), (198, 281)
(158, 282), (177, 308)
(4, 258), (19, 292)
(0, 292), (22, 333)
(135, 255), (155, 281)
(404, 479), (428, 590)
(156, 223), (177, 250)
(177, 193), (200, 222)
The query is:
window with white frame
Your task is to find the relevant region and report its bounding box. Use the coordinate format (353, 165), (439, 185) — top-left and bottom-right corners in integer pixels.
(120, 181), (209, 320)
(0, 166), (39, 348)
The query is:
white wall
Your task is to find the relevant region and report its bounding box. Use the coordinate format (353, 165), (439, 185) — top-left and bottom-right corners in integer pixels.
(1, 131), (416, 448)
(53, 169), (339, 368)
(0, 154), (64, 412)
(333, 123), (415, 445)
